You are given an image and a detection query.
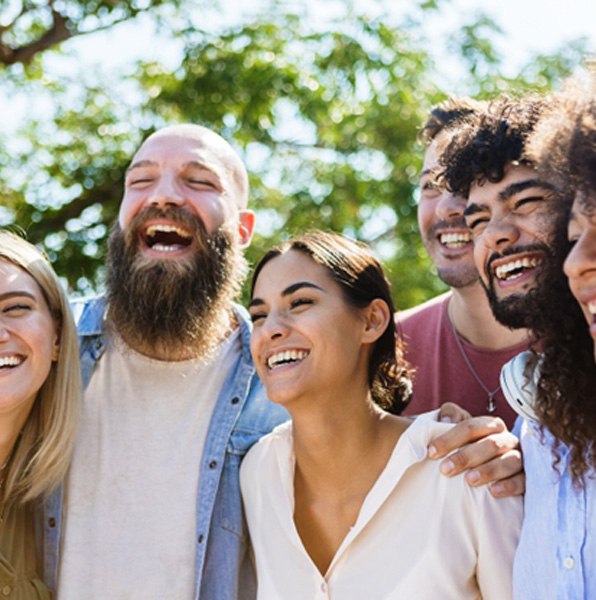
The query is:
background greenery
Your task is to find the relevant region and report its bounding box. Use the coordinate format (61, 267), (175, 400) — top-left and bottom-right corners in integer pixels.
(0, 0), (590, 307)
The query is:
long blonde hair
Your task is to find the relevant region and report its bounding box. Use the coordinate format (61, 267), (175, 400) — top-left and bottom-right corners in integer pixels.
(0, 231), (80, 506)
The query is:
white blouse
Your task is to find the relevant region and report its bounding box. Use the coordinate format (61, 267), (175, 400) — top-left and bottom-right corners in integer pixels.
(240, 412), (522, 600)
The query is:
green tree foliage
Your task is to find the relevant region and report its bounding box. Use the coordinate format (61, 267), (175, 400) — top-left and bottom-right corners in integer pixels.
(0, 2), (589, 306)
(0, 0), (180, 67)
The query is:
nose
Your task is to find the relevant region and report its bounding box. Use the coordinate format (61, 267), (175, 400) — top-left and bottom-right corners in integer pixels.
(263, 311), (291, 341)
(0, 321), (9, 342)
(147, 173), (185, 210)
(481, 216), (520, 251)
(564, 232), (596, 280)
(252, 311), (290, 347)
(436, 190), (466, 221)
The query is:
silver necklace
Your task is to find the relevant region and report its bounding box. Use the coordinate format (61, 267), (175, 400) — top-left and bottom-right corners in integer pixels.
(449, 315), (500, 414)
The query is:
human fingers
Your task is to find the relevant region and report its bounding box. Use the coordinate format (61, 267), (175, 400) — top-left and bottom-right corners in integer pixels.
(437, 402), (472, 423)
(428, 415), (507, 460)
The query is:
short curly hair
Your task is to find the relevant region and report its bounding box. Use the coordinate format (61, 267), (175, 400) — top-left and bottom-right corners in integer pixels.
(420, 96), (488, 144)
(440, 95), (550, 198)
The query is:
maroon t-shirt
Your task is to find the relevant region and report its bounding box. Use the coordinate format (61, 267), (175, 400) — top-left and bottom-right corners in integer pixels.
(396, 292), (528, 429)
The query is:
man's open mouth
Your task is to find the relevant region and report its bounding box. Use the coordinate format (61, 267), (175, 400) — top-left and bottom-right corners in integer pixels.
(439, 232), (471, 248)
(141, 224), (193, 252)
(493, 255), (543, 282)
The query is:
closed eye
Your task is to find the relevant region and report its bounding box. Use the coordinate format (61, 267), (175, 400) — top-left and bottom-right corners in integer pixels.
(514, 196), (544, 210)
(127, 177), (154, 187)
(4, 303), (33, 314)
(188, 178), (218, 188)
(290, 297), (314, 310)
(249, 310), (267, 324)
(465, 215), (488, 231)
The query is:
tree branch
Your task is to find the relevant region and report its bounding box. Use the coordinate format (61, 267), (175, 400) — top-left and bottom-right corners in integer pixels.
(0, 10), (73, 66)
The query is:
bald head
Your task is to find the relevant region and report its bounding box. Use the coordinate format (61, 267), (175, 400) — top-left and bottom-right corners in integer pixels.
(137, 124), (249, 209)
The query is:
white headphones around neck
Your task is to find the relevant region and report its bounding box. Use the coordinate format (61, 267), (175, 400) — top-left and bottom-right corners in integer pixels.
(500, 351), (541, 422)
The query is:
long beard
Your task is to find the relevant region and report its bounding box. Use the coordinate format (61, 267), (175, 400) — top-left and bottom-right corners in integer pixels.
(105, 207), (248, 360)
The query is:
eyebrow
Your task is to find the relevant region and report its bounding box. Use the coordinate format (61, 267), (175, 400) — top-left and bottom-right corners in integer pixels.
(464, 179), (557, 218)
(0, 291), (36, 302)
(497, 178), (556, 202)
(126, 159), (221, 177)
(249, 281), (324, 308)
(126, 160), (157, 174)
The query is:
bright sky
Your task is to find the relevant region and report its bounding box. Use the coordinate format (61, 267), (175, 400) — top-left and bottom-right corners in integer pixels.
(44, 0), (596, 78)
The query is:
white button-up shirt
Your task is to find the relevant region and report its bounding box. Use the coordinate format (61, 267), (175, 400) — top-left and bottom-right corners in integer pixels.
(241, 412), (522, 600)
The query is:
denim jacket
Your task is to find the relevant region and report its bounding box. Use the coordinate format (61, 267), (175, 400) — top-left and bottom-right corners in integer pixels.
(42, 296), (288, 600)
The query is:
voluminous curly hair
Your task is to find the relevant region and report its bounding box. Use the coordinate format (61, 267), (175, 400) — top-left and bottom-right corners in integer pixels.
(440, 95), (550, 197)
(527, 69), (596, 206)
(525, 72), (596, 486)
(250, 231), (412, 412)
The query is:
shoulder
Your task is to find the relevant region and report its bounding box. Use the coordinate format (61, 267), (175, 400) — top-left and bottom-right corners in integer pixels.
(396, 292), (451, 327)
(406, 413), (522, 514)
(70, 295), (107, 335)
(240, 421), (292, 482)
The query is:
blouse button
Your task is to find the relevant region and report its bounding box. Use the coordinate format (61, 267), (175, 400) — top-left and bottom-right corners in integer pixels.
(1, 585), (11, 596)
(563, 556), (575, 569)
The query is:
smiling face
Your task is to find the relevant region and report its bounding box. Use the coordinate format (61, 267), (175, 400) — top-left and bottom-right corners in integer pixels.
(249, 250), (377, 408)
(418, 136), (478, 288)
(463, 164), (562, 328)
(564, 193), (596, 361)
(0, 259), (58, 420)
(119, 125), (254, 262)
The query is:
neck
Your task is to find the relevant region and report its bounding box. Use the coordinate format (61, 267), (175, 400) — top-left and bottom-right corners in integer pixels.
(449, 283), (529, 349)
(289, 392), (406, 492)
(0, 407), (33, 468)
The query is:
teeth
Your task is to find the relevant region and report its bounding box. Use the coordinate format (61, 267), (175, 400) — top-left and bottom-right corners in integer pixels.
(588, 301), (596, 315)
(495, 257), (542, 280)
(267, 350), (308, 369)
(151, 243), (183, 252)
(145, 224), (191, 238)
(0, 356), (23, 368)
(440, 232), (471, 247)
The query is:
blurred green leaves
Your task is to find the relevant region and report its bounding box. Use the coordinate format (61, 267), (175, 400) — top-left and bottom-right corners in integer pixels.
(0, 1), (588, 307)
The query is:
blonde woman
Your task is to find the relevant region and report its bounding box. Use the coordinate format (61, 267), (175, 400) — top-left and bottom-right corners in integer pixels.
(0, 231), (80, 599)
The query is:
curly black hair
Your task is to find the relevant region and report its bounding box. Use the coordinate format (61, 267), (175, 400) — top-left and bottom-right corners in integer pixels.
(440, 95), (550, 198)
(420, 96), (488, 144)
(525, 72), (596, 486)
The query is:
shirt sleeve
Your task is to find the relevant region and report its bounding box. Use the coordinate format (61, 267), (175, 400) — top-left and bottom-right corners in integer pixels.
(474, 488), (523, 600)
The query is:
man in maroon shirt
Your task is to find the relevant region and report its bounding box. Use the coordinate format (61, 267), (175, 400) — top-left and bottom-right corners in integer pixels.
(397, 99), (530, 429)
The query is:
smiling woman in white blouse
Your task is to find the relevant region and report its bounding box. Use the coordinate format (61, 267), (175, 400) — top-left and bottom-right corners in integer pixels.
(241, 231), (522, 600)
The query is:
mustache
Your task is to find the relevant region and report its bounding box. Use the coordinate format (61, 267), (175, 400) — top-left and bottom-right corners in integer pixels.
(485, 243), (551, 279)
(123, 205), (211, 248)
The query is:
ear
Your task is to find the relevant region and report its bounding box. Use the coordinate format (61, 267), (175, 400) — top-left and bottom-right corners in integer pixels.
(51, 335), (60, 362)
(237, 210), (256, 248)
(361, 298), (391, 344)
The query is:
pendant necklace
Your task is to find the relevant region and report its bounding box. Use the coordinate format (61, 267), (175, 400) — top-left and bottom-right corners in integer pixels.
(449, 314), (500, 414)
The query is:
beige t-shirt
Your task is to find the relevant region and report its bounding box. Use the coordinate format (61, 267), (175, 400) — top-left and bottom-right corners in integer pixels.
(241, 412), (523, 600)
(58, 329), (240, 600)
